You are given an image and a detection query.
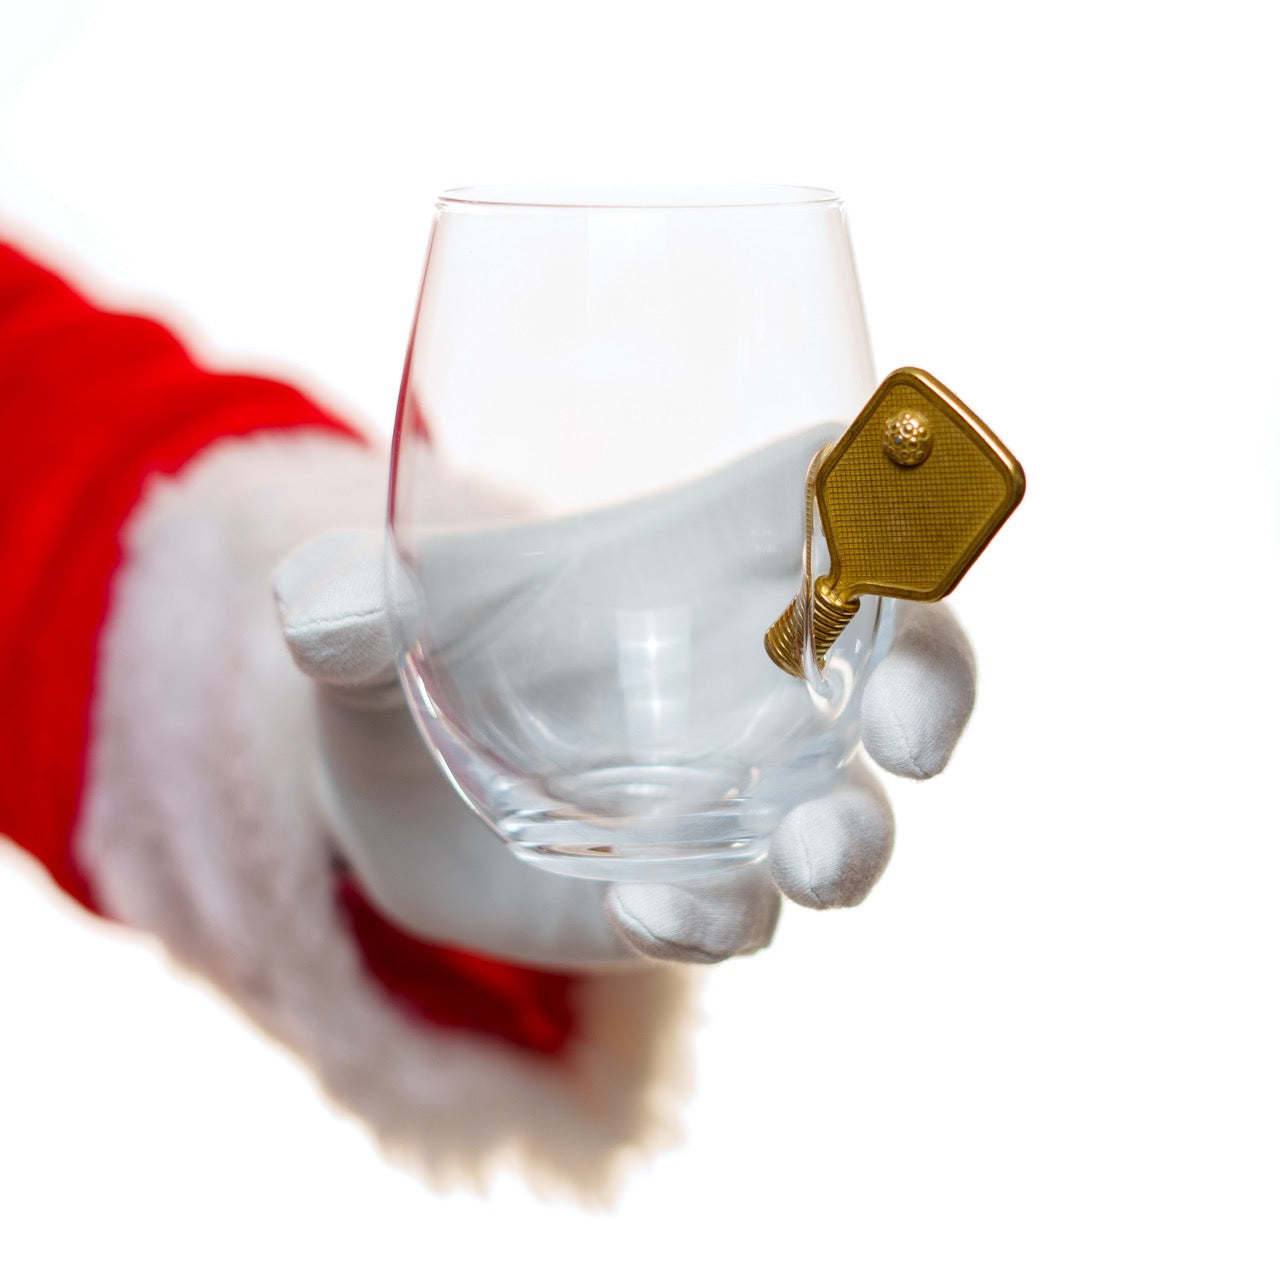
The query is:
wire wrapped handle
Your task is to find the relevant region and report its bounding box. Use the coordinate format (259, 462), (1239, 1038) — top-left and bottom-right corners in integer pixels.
(762, 443), (860, 678)
(763, 576), (860, 678)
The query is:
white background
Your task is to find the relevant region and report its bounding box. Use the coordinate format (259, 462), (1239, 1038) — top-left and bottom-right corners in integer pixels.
(1, 2), (1277, 1276)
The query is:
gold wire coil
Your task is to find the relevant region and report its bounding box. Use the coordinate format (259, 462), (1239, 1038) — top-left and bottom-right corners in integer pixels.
(763, 577), (860, 679)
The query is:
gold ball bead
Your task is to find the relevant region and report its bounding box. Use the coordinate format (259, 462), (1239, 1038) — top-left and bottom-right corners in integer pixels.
(882, 411), (933, 467)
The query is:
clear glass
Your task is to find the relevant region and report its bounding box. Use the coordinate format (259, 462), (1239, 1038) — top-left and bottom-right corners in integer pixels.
(387, 185), (893, 881)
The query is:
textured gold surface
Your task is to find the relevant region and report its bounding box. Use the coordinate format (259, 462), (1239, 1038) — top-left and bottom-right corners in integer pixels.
(764, 367), (1024, 678)
(817, 368), (1024, 603)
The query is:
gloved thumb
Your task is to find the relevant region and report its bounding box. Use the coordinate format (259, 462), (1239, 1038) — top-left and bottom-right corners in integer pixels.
(272, 529), (400, 700)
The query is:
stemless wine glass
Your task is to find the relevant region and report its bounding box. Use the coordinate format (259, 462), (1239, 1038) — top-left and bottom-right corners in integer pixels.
(387, 185), (894, 882)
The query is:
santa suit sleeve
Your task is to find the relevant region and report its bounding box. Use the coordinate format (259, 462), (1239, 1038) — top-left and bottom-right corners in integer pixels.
(0, 241), (698, 1202)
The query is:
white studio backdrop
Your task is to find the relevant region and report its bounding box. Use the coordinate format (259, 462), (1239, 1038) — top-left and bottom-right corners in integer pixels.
(1, 2), (1277, 1276)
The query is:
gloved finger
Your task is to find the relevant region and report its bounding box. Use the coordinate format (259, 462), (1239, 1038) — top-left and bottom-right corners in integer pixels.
(604, 863), (780, 964)
(272, 528), (401, 703)
(766, 755), (894, 909)
(861, 601), (976, 779)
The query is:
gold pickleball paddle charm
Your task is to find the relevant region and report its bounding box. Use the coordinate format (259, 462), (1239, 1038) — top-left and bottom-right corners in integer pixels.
(764, 368), (1025, 678)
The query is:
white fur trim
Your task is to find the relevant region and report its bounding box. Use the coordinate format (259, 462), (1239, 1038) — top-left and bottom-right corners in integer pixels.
(76, 431), (701, 1203)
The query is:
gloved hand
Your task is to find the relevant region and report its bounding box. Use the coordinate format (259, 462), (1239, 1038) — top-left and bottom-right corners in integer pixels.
(6, 229), (982, 1195)
(274, 476), (977, 969)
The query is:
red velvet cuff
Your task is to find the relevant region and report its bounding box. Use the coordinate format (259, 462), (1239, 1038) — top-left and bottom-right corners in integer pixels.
(0, 241), (585, 1061)
(335, 868), (577, 1056)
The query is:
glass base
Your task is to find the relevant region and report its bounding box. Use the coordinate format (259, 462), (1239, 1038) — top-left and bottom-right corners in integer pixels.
(496, 764), (777, 881)
(395, 597), (895, 885)
(508, 842), (766, 882)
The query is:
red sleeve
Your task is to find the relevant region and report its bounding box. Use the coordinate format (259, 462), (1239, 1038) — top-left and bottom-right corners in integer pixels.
(0, 242), (360, 911)
(0, 243), (579, 1059)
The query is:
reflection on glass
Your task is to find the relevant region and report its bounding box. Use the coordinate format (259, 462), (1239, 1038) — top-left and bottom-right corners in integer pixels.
(388, 186), (892, 881)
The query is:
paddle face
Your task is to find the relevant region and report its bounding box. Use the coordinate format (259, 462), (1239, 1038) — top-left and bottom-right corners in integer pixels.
(816, 367), (1025, 604)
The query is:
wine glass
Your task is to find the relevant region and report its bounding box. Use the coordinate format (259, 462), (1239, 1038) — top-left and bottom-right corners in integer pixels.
(387, 185), (893, 882)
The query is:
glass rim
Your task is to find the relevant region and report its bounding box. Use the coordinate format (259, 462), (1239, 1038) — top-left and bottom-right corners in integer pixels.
(436, 183), (841, 211)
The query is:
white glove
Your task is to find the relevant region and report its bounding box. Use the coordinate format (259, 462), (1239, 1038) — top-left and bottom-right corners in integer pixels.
(274, 453), (977, 968)
(85, 424), (975, 1199)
